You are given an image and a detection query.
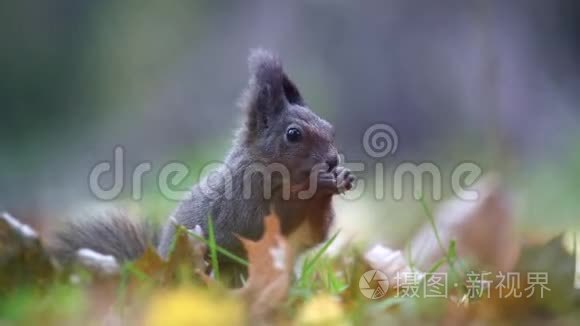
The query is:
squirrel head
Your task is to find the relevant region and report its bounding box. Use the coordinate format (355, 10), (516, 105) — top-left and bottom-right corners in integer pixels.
(237, 49), (338, 179)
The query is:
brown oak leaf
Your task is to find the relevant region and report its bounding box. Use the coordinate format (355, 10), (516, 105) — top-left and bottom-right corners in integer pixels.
(132, 225), (207, 284)
(235, 213), (294, 324)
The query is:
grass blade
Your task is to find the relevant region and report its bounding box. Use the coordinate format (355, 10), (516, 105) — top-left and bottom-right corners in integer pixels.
(299, 230), (340, 282)
(207, 215), (220, 280)
(420, 199), (467, 282)
(185, 228), (248, 267)
(420, 198), (446, 255)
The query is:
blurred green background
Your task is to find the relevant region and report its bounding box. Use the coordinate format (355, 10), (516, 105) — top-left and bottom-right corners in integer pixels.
(1, 0), (579, 241)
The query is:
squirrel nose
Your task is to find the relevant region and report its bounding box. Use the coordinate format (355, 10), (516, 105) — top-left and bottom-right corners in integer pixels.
(326, 155), (338, 172)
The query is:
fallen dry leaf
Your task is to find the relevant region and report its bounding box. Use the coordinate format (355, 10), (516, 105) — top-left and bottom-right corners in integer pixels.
(132, 225), (207, 284)
(364, 244), (420, 295)
(365, 244), (416, 280)
(132, 246), (167, 279)
(235, 213), (294, 323)
(0, 212), (56, 292)
(444, 235), (577, 325)
(409, 174), (520, 273)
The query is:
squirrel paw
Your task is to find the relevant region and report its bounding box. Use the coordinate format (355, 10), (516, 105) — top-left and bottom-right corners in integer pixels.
(334, 166), (355, 194)
(316, 171), (338, 194)
(314, 166), (355, 195)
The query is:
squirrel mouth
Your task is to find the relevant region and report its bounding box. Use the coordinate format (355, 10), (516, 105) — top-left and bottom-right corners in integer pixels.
(298, 165), (328, 180)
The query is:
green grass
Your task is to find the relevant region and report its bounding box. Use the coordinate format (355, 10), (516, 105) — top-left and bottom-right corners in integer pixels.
(184, 226), (249, 267)
(207, 215), (220, 281)
(299, 230), (341, 284)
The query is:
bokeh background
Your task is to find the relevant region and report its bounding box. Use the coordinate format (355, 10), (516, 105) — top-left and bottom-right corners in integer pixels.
(1, 0), (579, 243)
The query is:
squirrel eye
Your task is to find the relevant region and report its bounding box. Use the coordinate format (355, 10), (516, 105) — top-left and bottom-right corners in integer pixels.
(286, 128), (302, 143)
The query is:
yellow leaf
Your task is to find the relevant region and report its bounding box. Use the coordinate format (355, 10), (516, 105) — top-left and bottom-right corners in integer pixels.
(296, 294), (349, 326)
(145, 287), (245, 326)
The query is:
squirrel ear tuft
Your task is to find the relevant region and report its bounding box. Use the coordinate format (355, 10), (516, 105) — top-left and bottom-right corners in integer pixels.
(248, 48), (283, 87)
(240, 49), (305, 136)
(247, 48), (285, 110)
(247, 48), (304, 107)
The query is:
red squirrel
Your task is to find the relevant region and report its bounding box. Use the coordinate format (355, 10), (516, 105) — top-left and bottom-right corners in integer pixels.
(54, 49), (355, 279)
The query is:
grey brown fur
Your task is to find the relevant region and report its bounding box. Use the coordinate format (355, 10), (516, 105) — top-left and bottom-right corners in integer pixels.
(53, 49), (354, 275)
(53, 212), (157, 263)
